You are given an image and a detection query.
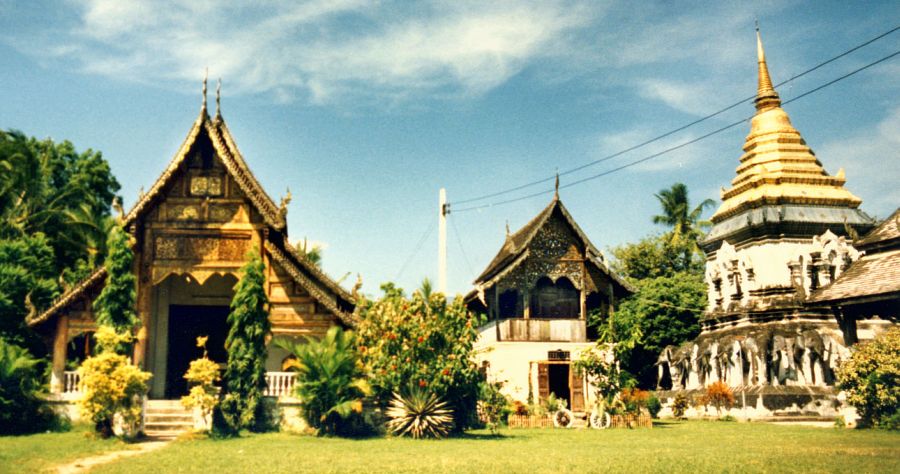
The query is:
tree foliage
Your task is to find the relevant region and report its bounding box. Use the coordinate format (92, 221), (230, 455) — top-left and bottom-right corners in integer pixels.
(610, 272), (705, 387)
(276, 326), (371, 436)
(610, 233), (704, 282)
(217, 251), (271, 436)
(0, 130), (119, 352)
(836, 326), (900, 429)
(0, 337), (58, 434)
(354, 281), (484, 431)
(651, 182), (714, 245)
(0, 235), (59, 351)
(93, 224), (138, 354)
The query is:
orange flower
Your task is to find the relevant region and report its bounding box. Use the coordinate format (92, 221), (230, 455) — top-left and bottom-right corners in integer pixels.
(418, 379), (427, 387)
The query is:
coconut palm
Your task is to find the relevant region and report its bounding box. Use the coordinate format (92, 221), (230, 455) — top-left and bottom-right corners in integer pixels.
(652, 182), (714, 243)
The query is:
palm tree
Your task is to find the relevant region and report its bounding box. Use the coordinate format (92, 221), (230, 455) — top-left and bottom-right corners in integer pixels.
(652, 183), (714, 244)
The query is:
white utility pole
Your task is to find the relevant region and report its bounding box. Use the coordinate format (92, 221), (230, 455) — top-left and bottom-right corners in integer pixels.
(438, 188), (448, 295)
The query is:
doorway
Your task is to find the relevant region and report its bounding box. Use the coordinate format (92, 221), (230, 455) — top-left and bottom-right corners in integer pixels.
(165, 305), (230, 398)
(548, 364), (571, 406)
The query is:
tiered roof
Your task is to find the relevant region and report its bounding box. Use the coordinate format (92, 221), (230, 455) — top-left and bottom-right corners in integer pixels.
(710, 30), (863, 223)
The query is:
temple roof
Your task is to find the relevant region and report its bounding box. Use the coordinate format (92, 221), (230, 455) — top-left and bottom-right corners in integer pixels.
(28, 88), (355, 327)
(124, 106), (284, 231)
(472, 196), (630, 292)
(809, 209), (900, 304)
(710, 30), (863, 223)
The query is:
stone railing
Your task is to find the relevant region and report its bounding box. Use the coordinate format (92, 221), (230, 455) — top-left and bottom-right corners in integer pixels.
(264, 371), (296, 397)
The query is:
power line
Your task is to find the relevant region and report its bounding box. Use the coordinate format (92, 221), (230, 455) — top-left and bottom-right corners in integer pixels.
(452, 47), (900, 213)
(450, 25), (900, 207)
(394, 218), (437, 281)
(449, 216), (476, 278)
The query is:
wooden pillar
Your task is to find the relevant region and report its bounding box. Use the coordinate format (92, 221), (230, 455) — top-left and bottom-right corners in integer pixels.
(50, 315), (69, 394)
(493, 287), (501, 341)
(523, 289), (530, 320)
(134, 228), (152, 368)
(580, 263), (587, 320)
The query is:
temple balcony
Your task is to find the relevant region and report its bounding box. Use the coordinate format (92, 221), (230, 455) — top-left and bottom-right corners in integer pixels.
(58, 370), (297, 399)
(496, 317), (587, 342)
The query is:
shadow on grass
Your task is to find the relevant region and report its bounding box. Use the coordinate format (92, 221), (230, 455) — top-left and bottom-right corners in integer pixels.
(452, 432), (509, 440)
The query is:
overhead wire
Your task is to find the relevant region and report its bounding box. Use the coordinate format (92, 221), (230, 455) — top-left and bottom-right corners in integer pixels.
(394, 218), (437, 281)
(449, 25), (900, 208)
(449, 216), (476, 278)
(451, 47), (900, 213)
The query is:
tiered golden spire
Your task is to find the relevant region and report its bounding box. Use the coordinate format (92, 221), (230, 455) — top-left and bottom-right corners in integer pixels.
(710, 28), (863, 223)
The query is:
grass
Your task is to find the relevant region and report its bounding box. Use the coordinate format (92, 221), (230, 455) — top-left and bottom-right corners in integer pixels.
(82, 421), (900, 474)
(0, 424), (132, 473)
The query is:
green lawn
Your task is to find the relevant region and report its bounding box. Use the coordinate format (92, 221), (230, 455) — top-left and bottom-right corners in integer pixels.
(0, 424), (131, 473)
(82, 421), (900, 474)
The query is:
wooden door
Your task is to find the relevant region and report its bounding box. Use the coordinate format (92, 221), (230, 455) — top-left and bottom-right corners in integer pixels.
(537, 363), (549, 400)
(569, 364), (585, 411)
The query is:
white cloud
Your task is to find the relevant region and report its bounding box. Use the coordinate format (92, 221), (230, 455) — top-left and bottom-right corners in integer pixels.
(27, 0), (596, 104)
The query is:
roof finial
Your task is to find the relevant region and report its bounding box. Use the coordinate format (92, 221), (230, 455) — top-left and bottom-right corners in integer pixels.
(215, 78), (222, 118)
(754, 23), (781, 111)
(505, 220), (510, 236)
(554, 170), (560, 200)
(201, 68), (208, 113)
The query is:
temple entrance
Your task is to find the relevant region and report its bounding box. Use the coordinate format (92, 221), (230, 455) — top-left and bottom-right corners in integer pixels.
(548, 364), (571, 405)
(165, 305), (230, 398)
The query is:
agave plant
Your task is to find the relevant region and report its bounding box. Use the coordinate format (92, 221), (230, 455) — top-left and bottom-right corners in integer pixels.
(386, 386), (453, 439)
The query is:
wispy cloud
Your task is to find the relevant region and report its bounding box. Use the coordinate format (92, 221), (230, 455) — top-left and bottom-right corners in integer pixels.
(18, 0), (596, 104)
(816, 106), (900, 218)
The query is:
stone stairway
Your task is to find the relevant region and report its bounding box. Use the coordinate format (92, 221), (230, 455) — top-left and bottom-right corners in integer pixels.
(144, 400), (193, 439)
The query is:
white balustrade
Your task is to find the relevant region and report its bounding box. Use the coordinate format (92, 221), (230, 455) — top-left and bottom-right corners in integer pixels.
(63, 371), (82, 394)
(264, 371), (296, 397)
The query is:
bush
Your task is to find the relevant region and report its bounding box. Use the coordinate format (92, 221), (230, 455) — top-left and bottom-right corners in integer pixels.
(386, 385), (453, 439)
(0, 338), (59, 434)
(647, 394), (662, 418)
(836, 326), (899, 429)
(78, 329), (151, 438)
(620, 388), (650, 415)
(180, 337), (220, 431)
(701, 381), (734, 417)
(478, 382), (507, 434)
(276, 326), (371, 437)
(355, 281), (484, 431)
(672, 392), (689, 418)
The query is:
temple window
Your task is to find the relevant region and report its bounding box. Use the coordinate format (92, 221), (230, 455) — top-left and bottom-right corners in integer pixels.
(530, 277), (579, 318)
(498, 289), (522, 318)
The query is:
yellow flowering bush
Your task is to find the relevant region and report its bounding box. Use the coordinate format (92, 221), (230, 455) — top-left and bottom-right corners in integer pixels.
(181, 337), (221, 430)
(78, 350), (152, 438)
(836, 326), (900, 429)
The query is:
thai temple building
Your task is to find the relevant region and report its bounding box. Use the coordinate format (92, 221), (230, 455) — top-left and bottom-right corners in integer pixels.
(466, 191), (632, 414)
(656, 31), (896, 418)
(27, 82), (354, 433)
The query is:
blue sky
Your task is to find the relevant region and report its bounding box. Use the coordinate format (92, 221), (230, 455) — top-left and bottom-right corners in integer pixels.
(1, 1), (898, 297)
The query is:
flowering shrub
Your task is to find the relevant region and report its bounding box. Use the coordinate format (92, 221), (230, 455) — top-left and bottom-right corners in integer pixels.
(619, 388), (650, 415)
(701, 381), (734, 417)
(836, 326), (899, 429)
(78, 336), (151, 438)
(181, 337), (220, 430)
(355, 282), (484, 431)
(478, 382), (507, 434)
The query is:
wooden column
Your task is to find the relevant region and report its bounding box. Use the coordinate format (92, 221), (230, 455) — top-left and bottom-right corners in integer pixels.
(50, 315), (69, 394)
(493, 287), (501, 342)
(523, 289), (530, 319)
(579, 263), (587, 320)
(134, 228), (152, 368)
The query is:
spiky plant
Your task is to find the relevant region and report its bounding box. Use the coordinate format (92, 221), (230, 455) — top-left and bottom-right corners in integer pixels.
(386, 386), (453, 439)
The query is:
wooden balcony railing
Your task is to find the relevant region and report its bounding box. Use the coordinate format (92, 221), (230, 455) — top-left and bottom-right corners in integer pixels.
(498, 318), (587, 342)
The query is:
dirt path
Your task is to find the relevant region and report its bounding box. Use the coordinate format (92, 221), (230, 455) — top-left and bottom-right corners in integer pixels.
(55, 440), (170, 474)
